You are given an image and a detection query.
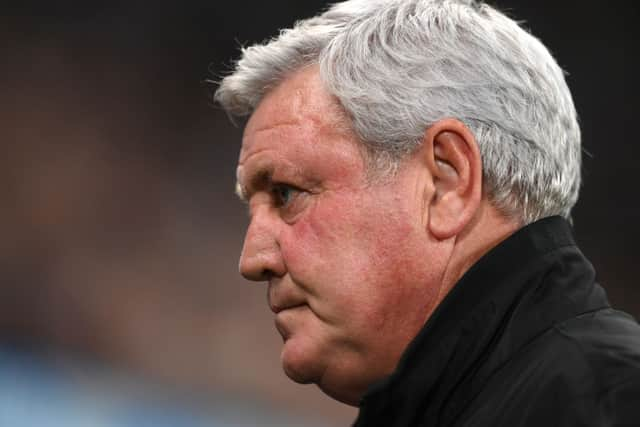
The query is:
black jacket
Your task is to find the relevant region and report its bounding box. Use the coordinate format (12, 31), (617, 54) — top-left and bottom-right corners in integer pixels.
(354, 217), (640, 427)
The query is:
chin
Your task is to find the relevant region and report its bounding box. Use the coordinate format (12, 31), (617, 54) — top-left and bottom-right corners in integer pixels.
(282, 351), (362, 406)
(280, 335), (321, 385)
(280, 336), (370, 407)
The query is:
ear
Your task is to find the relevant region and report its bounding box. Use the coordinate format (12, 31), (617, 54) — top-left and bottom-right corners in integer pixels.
(422, 118), (482, 240)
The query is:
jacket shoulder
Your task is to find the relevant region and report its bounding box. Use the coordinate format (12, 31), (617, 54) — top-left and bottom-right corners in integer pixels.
(460, 308), (640, 427)
(553, 308), (640, 408)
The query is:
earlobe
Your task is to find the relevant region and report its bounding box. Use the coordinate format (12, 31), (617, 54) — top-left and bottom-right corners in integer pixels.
(423, 119), (482, 240)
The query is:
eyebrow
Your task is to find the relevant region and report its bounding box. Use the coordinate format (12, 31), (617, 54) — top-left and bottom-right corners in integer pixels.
(235, 165), (275, 203)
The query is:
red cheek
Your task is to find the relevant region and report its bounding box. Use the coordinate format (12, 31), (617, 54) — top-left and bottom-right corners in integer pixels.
(279, 194), (361, 279)
(289, 195), (350, 241)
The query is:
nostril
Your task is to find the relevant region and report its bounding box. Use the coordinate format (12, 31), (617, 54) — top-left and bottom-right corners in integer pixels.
(262, 269), (274, 282)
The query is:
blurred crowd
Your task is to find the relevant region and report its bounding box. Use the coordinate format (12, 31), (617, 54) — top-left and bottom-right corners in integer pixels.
(0, 3), (356, 426)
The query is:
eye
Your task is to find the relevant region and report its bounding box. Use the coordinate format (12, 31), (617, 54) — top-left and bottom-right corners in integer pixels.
(272, 183), (299, 208)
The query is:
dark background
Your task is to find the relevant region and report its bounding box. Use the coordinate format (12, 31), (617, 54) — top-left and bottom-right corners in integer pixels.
(1, 1), (638, 425)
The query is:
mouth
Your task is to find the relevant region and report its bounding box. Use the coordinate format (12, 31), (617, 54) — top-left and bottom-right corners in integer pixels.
(274, 315), (289, 341)
(272, 303), (307, 341)
(269, 300), (307, 314)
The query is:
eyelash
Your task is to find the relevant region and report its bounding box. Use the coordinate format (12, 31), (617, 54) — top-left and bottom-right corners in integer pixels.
(272, 183), (300, 208)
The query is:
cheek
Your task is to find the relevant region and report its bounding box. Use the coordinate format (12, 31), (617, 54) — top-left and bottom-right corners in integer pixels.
(361, 234), (439, 324)
(281, 191), (439, 312)
(279, 193), (357, 270)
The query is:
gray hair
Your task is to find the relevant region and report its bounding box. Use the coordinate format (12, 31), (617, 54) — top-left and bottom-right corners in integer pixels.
(215, 0), (581, 224)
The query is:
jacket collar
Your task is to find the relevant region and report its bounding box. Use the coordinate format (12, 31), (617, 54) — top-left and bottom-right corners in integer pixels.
(356, 216), (608, 425)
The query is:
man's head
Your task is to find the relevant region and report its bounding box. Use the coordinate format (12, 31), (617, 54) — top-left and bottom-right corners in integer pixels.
(216, 0), (581, 405)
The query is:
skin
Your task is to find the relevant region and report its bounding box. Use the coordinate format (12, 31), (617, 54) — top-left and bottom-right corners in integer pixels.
(236, 65), (519, 406)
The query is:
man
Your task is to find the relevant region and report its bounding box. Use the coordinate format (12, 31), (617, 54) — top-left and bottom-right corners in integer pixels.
(215, 0), (640, 425)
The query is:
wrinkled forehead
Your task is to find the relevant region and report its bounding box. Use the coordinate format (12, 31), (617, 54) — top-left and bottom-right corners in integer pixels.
(240, 65), (352, 156)
(234, 65), (374, 203)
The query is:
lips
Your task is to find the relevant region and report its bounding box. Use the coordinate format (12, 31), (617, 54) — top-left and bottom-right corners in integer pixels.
(267, 281), (306, 314)
(273, 303), (307, 341)
(274, 314), (290, 341)
(269, 301), (306, 314)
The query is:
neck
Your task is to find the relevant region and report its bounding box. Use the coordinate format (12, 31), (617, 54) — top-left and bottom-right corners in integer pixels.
(436, 201), (521, 307)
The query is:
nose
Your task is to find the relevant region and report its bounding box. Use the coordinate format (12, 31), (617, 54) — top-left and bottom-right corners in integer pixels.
(239, 209), (285, 281)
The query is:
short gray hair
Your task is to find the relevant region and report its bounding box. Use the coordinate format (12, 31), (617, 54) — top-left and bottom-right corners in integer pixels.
(215, 0), (581, 224)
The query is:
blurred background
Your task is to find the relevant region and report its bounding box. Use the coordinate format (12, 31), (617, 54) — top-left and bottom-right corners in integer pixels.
(0, 1), (638, 426)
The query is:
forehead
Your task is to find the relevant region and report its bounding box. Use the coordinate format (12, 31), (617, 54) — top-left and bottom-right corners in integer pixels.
(237, 66), (365, 195)
(241, 66), (349, 156)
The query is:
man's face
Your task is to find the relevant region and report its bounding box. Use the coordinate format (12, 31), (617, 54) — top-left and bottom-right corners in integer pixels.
(236, 66), (448, 405)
